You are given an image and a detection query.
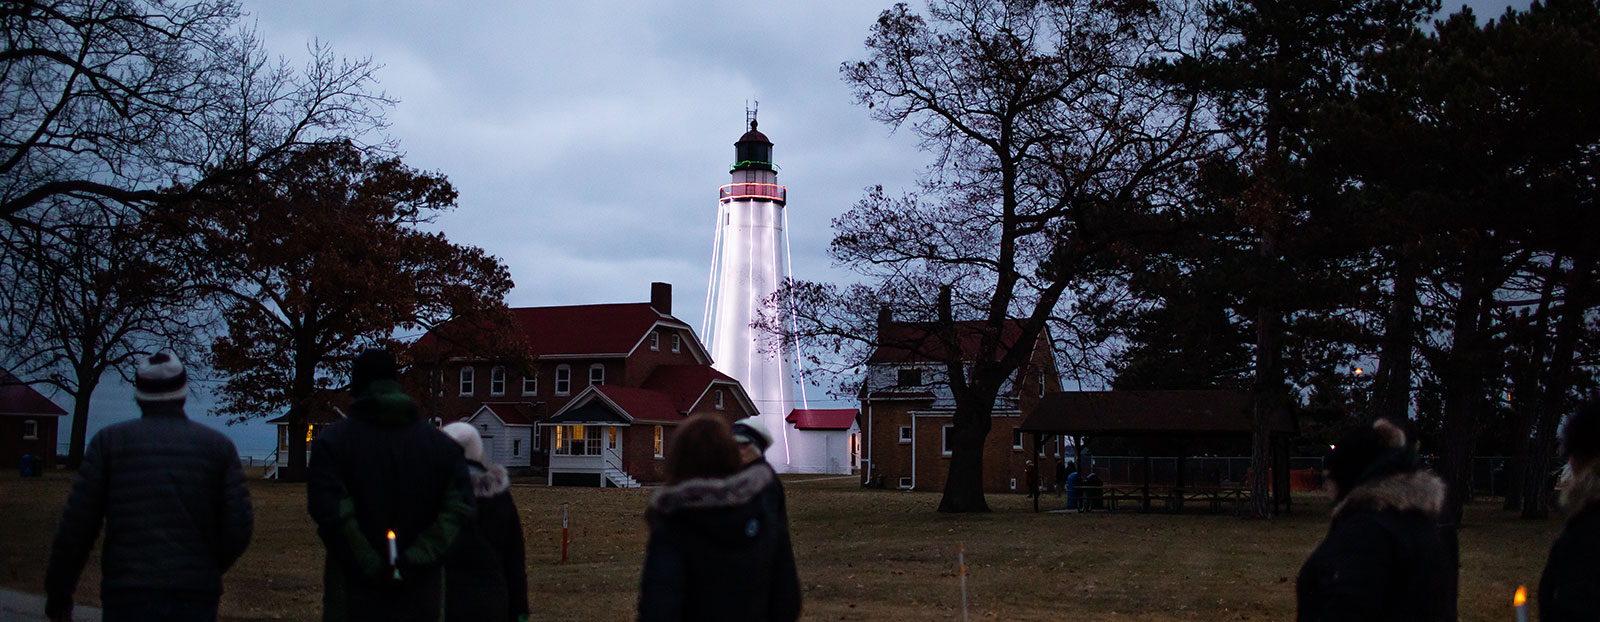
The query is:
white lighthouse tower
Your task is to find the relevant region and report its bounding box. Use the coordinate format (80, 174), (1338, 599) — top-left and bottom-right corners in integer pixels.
(704, 115), (818, 472)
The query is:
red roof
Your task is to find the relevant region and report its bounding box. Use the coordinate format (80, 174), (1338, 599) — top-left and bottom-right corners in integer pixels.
(416, 302), (692, 359)
(786, 409), (858, 430)
(642, 365), (739, 411)
(0, 370), (66, 417)
(473, 402), (539, 425)
(594, 385), (684, 422)
(867, 319), (1034, 364)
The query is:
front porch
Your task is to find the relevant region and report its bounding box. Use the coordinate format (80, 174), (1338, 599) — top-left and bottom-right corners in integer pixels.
(544, 423), (638, 488)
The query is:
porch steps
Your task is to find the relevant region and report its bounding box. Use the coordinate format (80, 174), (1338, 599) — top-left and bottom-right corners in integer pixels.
(602, 468), (640, 488)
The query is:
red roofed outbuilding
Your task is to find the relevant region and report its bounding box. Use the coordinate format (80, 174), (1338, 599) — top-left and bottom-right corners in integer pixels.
(1, 370), (67, 468)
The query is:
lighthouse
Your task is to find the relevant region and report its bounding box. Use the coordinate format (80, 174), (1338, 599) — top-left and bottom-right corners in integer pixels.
(704, 117), (808, 472)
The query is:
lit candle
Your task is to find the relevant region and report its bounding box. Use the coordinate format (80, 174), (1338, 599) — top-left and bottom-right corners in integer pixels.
(387, 530), (400, 580)
(1514, 586), (1527, 622)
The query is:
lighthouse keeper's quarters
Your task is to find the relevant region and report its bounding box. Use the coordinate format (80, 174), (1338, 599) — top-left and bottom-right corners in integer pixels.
(1, 369), (66, 468)
(409, 283), (757, 487)
(859, 314), (1063, 493)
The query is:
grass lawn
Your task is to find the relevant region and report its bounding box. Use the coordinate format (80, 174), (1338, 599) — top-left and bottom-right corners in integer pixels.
(0, 470), (1559, 621)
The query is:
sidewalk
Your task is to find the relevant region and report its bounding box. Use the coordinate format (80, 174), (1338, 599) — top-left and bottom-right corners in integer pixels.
(0, 588), (99, 622)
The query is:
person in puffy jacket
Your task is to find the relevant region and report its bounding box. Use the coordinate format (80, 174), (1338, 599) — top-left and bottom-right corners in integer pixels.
(637, 415), (801, 622)
(1296, 418), (1453, 622)
(307, 349), (473, 622)
(45, 353), (254, 622)
(440, 422), (529, 622)
(1538, 400), (1600, 621)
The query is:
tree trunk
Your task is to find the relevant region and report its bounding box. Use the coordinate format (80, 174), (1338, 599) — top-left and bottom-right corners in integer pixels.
(1250, 301), (1278, 519)
(1438, 274), (1489, 525)
(1375, 251), (1415, 422)
(281, 354), (319, 483)
(938, 403), (993, 513)
(1505, 261), (1558, 510)
(64, 372), (100, 470)
(1523, 251), (1594, 518)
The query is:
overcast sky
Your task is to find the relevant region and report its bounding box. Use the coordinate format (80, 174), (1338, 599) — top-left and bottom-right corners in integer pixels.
(41, 0), (1532, 455)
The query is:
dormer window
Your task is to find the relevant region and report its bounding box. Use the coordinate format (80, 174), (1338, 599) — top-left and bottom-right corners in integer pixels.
(671, 334), (681, 353)
(714, 389), (724, 410)
(459, 367), (475, 396)
(898, 367), (922, 387)
(490, 366), (506, 396)
(589, 364), (605, 386)
(649, 332), (660, 351)
(22, 419), (38, 440)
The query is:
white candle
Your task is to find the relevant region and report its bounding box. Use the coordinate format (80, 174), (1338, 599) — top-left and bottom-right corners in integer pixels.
(1514, 586), (1528, 622)
(386, 530), (398, 565)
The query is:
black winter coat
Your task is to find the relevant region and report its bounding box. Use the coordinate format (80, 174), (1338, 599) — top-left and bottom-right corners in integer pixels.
(445, 461), (528, 622)
(637, 462), (801, 622)
(45, 401), (253, 608)
(1296, 471), (1454, 622)
(1539, 467), (1600, 621)
(307, 380), (474, 622)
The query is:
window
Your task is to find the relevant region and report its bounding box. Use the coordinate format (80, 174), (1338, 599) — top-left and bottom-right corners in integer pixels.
(1013, 429), (1024, 451)
(554, 425), (601, 456)
(522, 373), (537, 396)
(649, 332), (659, 351)
(671, 334), (681, 353)
(490, 366), (506, 396)
(898, 367), (921, 387)
(513, 439), (521, 456)
(653, 425), (664, 458)
(608, 426), (617, 449)
(898, 476), (912, 489)
(898, 426), (912, 444)
(714, 389), (724, 410)
(942, 424), (955, 456)
(589, 363), (605, 386)
(22, 419), (38, 440)
(556, 365), (571, 396)
(459, 366), (475, 396)
(437, 370), (445, 397)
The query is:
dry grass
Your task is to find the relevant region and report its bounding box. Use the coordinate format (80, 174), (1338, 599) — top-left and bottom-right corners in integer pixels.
(0, 470), (1558, 621)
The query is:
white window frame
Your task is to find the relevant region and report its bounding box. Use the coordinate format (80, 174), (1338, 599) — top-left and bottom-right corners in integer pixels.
(589, 363), (605, 386)
(555, 365), (571, 396)
(941, 424), (954, 457)
(490, 366), (506, 396)
(522, 372), (537, 396)
(898, 425), (912, 444)
(459, 366), (475, 396)
(714, 389), (724, 410)
(898, 476), (912, 489)
(608, 426), (617, 449)
(671, 334), (681, 353)
(22, 419), (38, 440)
(513, 439), (521, 456)
(649, 332), (659, 351)
(653, 425), (664, 458)
(1013, 429), (1024, 451)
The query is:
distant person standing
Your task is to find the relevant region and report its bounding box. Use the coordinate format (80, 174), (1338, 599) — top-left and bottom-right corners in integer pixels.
(45, 353), (254, 622)
(1055, 460), (1070, 497)
(440, 422), (529, 622)
(1296, 418), (1452, 621)
(1024, 460), (1041, 512)
(308, 349), (473, 622)
(638, 415), (801, 622)
(1538, 400), (1600, 620)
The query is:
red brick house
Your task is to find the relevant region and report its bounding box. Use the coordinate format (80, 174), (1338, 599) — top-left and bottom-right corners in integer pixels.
(0, 370), (66, 468)
(859, 317), (1063, 493)
(411, 283), (757, 486)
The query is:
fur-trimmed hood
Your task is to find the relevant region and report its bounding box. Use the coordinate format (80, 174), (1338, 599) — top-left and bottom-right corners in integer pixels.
(467, 461), (510, 499)
(1561, 463), (1600, 521)
(1333, 470), (1446, 519)
(648, 463), (774, 518)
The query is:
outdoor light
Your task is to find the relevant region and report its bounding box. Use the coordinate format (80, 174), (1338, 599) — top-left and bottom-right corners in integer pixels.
(1353, 367), (1364, 376)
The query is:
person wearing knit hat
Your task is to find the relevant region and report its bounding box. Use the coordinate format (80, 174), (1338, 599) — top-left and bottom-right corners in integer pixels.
(307, 348), (474, 622)
(732, 419), (773, 465)
(46, 352), (253, 622)
(1296, 418), (1453, 621)
(439, 422), (529, 622)
(1538, 400), (1600, 620)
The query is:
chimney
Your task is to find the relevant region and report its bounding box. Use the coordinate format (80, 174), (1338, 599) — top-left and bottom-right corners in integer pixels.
(650, 282), (672, 315)
(877, 305), (892, 333)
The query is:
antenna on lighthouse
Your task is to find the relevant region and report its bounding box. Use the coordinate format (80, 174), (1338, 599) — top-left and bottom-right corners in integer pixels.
(746, 100), (759, 131)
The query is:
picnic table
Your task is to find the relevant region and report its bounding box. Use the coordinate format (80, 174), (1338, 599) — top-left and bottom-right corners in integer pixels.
(1086, 485), (1252, 514)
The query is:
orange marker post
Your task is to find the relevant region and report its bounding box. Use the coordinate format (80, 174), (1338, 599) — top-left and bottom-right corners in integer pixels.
(958, 542), (969, 622)
(561, 503), (570, 564)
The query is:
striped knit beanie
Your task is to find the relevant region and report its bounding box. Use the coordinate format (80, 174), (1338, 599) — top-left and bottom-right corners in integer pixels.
(134, 352), (188, 402)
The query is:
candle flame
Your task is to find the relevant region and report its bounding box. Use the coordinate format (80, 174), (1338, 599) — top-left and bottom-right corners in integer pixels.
(387, 530), (396, 540)
(1514, 586), (1527, 607)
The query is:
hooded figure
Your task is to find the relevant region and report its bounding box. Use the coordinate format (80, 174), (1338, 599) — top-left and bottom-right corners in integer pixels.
(307, 349), (474, 622)
(638, 415), (801, 622)
(440, 422), (529, 622)
(1538, 400), (1600, 620)
(1296, 418), (1453, 622)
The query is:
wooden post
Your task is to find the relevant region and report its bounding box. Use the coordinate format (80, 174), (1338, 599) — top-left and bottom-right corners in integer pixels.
(561, 503), (570, 563)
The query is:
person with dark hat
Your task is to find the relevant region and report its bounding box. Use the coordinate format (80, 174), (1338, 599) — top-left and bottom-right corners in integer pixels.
(1296, 418), (1453, 621)
(307, 348), (474, 622)
(45, 352), (254, 622)
(1538, 400), (1600, 620)
(638, 415), (801, 622)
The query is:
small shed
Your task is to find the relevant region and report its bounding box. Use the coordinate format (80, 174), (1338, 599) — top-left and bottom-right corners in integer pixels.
(463, 403), (537, 469)
(0, 371), (67, 468)
(786, 408), (862, 474)
(1018, 390), (1297, 513)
